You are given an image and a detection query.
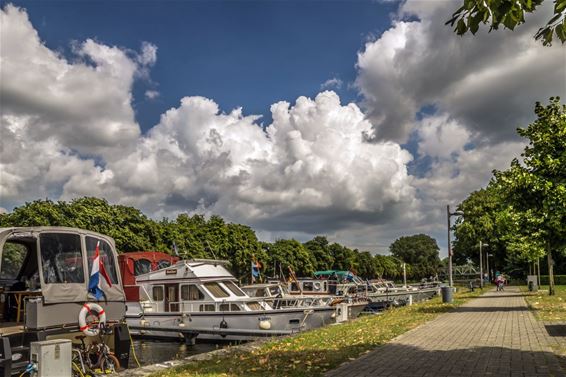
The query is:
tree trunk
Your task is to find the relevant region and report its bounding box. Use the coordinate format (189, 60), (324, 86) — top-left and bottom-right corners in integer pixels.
(547, 242), (555, 296)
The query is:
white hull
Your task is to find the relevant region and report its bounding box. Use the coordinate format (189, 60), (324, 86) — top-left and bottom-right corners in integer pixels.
(126, 302), (336, 341)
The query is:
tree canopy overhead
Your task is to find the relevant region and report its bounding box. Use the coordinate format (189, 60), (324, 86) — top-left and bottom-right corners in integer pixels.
(453, 97), (566, 293)
(492, 97), (566, 293)
(446, 0), (566, 46)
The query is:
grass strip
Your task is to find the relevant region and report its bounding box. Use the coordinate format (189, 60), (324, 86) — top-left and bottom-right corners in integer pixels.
(521, 285), (566, 322)
(152, 288), (482, 377)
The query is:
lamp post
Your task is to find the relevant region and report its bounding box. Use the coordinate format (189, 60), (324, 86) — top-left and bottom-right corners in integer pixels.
(486, 253), (491, 283)
(447, 205), (464, 287)
(479, 241), (489, 288)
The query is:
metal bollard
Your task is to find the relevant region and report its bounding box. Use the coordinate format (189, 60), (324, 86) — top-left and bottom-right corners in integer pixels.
(441, 286), (453, 303)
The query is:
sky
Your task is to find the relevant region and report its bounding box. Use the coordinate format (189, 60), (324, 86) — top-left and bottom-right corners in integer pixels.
(1, 0), (565, 256)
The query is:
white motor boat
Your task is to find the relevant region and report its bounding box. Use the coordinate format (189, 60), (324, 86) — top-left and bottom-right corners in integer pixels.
(240, 282), (368, 321)
(124, 258), (336, 342)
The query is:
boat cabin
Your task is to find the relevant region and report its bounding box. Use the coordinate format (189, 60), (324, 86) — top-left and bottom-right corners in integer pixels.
(0, 227), (130, 374)
(118, 251), (179, 301)
(283, 270), (365, 296)
(240, 283), (289, 298)
(132, 259), (272, 313)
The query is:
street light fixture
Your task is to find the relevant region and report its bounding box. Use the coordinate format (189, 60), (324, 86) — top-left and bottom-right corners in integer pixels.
(447, 206), (464, 287)
(447, 205), (464, 287)
(486, 253), (492, 283)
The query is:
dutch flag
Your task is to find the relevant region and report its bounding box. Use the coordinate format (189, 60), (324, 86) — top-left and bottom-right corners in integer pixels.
(88, 241), (112, 300)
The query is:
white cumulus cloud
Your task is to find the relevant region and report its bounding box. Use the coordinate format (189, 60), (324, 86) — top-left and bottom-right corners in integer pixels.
(356, 0), (566, 144)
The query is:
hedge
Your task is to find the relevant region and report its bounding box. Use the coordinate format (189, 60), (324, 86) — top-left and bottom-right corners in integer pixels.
(539, 275), (566, 285)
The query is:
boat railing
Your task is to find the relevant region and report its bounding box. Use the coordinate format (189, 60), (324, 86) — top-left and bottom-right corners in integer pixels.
(265, 296), (333, 309)
(140, 296), (335, 313)
(141, 298), (275, 313)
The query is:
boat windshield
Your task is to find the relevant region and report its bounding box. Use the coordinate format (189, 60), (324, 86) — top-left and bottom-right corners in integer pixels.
(86, 236), (118, 284)
(157, 259), (172, 269)
(223, 281), (245, 297)
(204, 282), (229, 298)
(40, 233), (84, 284)
(0, 242), (28, 280)
(134, 259), (152, 275)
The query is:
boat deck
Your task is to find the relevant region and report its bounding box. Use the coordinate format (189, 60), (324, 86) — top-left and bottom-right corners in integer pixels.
(0, 322), (24, 336)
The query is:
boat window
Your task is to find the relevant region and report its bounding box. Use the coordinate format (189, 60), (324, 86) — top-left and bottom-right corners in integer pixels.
(86, 237), (118, 284)
(157, 259), (171, 269)
(181, 285), (204, 301)
(204, 282), (229, 298)
(253, 288), (267, 297)
(0, 242), (28, 280)
(199, 304), (215, 312)
(40, 233), (84, 284)
(223, 281), (246, 297)
(268, 286), (282, 296)
(152, 286), (164, 301)
(134, 259), (152, 275)
(303, 282), (314, 291)
(246, 302), (263, 311)
(219, 303), (241, 311)
(290, 282), (300, 292)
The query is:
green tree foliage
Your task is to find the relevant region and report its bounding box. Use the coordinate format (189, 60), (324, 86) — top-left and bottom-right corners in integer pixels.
(452, 187), (508, 271)
(491, 97), (566, 294)
(0, 197), (437, 281)
(303, 236), (335, 271)
(262, 239), (316, 277)
(389, 234), (441, 277)
(328, 243), (358, 271)
(0, 197), (160, 251)
(446, 0), (566, 46)
(373, 255), (402, 279)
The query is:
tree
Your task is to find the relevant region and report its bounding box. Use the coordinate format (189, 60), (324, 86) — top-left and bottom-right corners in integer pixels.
(446, 0), (566, 46)
(389, 234), (441, 277)
(492, 97), (566, 295)
(373, 255), (401, 279)
(262, 240), (316, 278)
(328, 243), (357, 271)
(355, 251), (376, 279)
(304, 236), (335, 271)
(452, 187), (508, 273)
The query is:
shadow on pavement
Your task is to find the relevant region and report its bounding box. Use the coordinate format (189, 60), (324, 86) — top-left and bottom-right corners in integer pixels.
(414, 306), (529, 314)
(325, 343), (566, 377)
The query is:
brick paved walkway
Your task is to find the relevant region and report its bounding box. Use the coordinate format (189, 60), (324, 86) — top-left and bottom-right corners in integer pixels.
(326, 287), (566, 377)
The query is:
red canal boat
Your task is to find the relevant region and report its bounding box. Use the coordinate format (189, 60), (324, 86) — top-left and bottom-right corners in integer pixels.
(118, 252), (179, 301)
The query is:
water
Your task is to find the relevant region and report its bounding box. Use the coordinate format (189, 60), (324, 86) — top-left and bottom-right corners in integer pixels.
(128, 340), (219, 368)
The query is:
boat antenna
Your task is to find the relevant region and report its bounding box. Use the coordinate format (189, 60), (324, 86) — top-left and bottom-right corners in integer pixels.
(279, 262), (285, 282)
(205, 240), (219, 264)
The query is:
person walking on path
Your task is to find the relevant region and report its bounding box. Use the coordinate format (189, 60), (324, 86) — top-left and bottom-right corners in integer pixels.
(495, 274), (505, 291)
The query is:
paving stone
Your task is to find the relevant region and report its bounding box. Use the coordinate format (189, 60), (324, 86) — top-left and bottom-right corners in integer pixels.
(325, 287), (566, 377)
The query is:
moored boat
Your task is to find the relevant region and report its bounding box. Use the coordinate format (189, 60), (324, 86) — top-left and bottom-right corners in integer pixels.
(0, 227), (131, 376)
(240, 282), (368, 321)
(121, 258), (336, 342)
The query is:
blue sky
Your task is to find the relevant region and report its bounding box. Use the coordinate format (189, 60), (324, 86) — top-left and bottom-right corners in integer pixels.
(9, 0), (398, 133)
(1, 1), (563, 255)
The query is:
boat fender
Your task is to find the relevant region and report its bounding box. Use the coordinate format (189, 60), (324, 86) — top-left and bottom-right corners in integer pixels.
(79, 302), (107, 337)
(259, 319), (272, 330)
(220, 319), (228, 329)
(329, 298), (344, 306)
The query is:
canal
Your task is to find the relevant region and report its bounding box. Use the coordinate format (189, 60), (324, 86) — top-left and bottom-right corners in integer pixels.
(129, 340), (220, 368)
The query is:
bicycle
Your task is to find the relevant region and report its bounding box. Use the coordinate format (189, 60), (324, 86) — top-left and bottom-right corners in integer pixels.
(72, 324), (121, 376)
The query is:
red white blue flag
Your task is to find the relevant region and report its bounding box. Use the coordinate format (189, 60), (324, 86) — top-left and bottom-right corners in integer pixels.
(88, 241), (112, 300)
